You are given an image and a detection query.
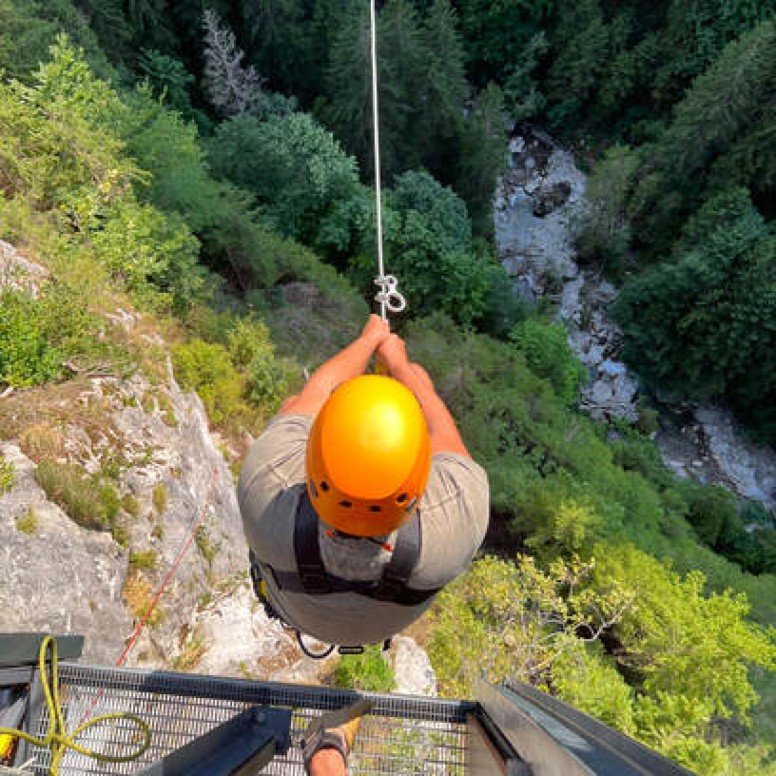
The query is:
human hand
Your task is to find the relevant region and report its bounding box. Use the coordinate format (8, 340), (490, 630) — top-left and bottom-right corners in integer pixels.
(376, 333), (409, 375)
(360, 314), (391, 350)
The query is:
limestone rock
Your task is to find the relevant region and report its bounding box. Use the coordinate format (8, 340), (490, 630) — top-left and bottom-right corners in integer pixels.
(695, 407), (776, 511)
(0, 240), (48, 297)
(389, 636), (437, 696)
(0, 442), (132, 665)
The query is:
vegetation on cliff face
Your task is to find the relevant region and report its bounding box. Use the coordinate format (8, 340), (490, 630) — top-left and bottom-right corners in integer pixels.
(0, 2), (775, 773)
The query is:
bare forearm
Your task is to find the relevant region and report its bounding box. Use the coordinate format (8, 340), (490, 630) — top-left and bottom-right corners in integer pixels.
(392, 364), (470, 457)
(281, 323), (387, 418)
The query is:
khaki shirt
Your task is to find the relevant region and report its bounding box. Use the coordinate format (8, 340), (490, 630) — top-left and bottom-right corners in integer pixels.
(238, 415), (489, 645)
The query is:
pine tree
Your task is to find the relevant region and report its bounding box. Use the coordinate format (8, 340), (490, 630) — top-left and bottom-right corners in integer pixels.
(419, 0), (467, 179)
(239, 0), (311, 99)
(456, 83), (507, 236)
(322, 3), (373, 176)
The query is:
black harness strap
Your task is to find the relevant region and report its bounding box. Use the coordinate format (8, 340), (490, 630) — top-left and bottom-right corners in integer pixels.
(370, 510), (421, 602)
(282, 492), (439, 606)
(294, 493), (332, 595)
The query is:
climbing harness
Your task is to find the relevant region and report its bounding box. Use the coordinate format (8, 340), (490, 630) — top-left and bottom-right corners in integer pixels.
(369, 0), (406, 320)
(0, 636), (151, 775)
(285, 492), (438, 606)
(249, 492), (439, 659)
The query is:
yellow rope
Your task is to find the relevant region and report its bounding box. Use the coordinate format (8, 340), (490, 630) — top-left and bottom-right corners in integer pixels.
(0, 636), (151, 775)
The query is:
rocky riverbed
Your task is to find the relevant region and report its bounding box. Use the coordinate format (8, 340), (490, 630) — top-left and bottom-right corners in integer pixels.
(494, 131), (775, 513)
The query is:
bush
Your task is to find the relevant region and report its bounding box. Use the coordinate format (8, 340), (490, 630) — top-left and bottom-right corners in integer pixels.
(509, 318), (587, 404)
(334, 646), (395, 693)
(34, 460), (119, 530)
(0, 290), (62, 387)
(172, 339), (245, 426)
(227, 317), (289, 412)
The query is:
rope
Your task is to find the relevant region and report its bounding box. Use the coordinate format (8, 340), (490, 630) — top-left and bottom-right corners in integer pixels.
(76, 467), (220, 730)
(370, 0), (406, 319)
(0, 636), (150, 775)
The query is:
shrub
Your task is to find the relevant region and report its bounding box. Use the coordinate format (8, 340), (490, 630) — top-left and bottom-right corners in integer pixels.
(227, 317), (289, 412)
(0, 290), (61, 387)
(34, 460), (119, 530)
(0, 456), (15, 493)
(509, 318), (587, 405)
(195, 527), (219, 570)
(334, 646), (395, 693)
(172, 339), (245, 426)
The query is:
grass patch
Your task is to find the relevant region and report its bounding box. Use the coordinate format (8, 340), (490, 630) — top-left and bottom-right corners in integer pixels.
(0, 457), (15, 493)
(122, 570), (164, 626)
(35, 460), (119, 530)
(129, 549), (158, 571)
(152, 483), (167, 515)
(172, 631), (207, 671)
(334, 646), (395, 693)
(196, 526), (219, 570)
(121, 493), (140, 517)
(19, 424), (65, 462)
(15, 507), (37, 534)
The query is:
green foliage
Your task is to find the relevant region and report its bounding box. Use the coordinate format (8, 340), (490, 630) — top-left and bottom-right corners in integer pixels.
(0, 456), (15, 493)
(429, 554), (631, 698)
(574, 145), (639, 278)
(226, 317), (289, 412)
(546, 0), (611, 131)
(138, 50), (195, 117)
(0, 286), (117, 388)
(15, 507), (37, 534)
(633, 21), (776, 245)
(209, 112), (362, 255)
(0, 290), (61, 386)
(172, 340), (244, 426)
(121, 493), (140, 518)
(454, 0), (550, 85)
(334, 645), (395, 693)
(591, 543), (776, 725)
(35, 460), (119, 531)
(152, 483), (167, 515)
(351, 170), (505, 329)
(509, 318), (586, 405)
(615, 189), (775, 442)
(129, 549), (157, 571)
(455, 83), (507, 236)
(551, 643), (636, 734)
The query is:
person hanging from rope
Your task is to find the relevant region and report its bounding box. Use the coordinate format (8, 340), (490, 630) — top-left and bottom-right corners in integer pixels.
(237, 314), (490, 649)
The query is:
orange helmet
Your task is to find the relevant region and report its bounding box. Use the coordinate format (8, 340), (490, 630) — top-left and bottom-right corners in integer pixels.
(306, 375), (431, 537)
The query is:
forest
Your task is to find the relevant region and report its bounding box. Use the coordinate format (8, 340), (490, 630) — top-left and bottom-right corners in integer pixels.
(0, 1), (774, 774)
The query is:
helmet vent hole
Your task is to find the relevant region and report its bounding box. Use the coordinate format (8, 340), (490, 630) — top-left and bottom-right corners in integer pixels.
(368, 505), (382, 513)
(339, 500), (353, 509)
(320, 481), (330, 492)
(396, 493), (408, 504)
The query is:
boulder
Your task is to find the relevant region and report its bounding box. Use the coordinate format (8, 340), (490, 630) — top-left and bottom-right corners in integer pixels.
(389, 636), (437, 696)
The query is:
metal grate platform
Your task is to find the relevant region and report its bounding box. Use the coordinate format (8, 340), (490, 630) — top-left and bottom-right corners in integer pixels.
(22, 663), (473, 775)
